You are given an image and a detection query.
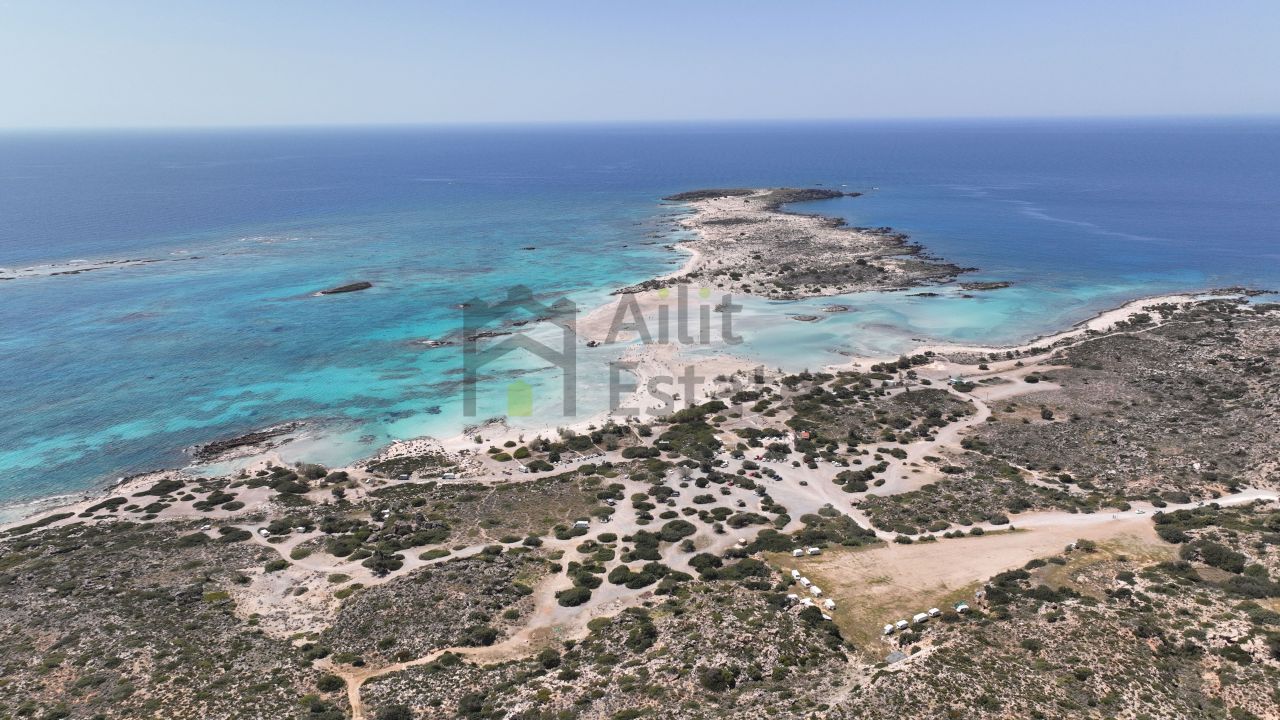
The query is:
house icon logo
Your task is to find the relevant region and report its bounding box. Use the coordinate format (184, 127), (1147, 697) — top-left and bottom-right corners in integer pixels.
(461, 285), (578, 417)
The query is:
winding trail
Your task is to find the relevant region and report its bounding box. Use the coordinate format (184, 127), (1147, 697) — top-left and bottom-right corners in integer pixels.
(319, 473), (715, 719)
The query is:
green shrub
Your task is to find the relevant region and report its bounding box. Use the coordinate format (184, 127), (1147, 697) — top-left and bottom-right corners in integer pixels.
(375, 705), (413, 720)
(537, 648), (561, 669)
(556, 586), (592, 606)
(316, 674), (344, 693)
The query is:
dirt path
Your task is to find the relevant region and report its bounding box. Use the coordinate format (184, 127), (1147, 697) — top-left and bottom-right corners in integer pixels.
(327, 569), (582, 720)
(327, 476), (682, 719)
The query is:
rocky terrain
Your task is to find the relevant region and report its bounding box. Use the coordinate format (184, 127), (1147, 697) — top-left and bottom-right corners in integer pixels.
(1, 296), (1277, 720)
(617, 188), (969, 299)
(971, 299), (1280, 499)
(0, 520), (334, 720)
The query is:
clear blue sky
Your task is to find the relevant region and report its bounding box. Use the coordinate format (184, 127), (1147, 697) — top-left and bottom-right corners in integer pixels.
(1, 0), (1275, 128)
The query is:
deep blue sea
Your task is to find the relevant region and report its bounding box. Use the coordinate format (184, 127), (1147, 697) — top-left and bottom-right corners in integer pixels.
(1, 119), (1278, 509)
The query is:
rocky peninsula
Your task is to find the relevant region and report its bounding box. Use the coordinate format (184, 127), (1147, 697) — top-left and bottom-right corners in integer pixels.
(615, 188), (968, 300)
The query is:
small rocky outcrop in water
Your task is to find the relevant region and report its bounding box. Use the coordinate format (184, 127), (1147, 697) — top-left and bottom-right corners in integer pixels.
(414, 339), (453, 349)
(318, 281), (373, 295)
(191, 423), (301, 462)
(958, 281), (1012, 291)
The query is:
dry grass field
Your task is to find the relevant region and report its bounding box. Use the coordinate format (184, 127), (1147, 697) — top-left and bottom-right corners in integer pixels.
(770, 518), (1170, 647)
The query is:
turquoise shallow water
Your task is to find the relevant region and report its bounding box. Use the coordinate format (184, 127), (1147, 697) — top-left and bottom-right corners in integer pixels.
(0, 120), (1277, 508)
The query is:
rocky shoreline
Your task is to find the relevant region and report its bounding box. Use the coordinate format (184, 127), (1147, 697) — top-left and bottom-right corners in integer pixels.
(189, 422), (303, 462)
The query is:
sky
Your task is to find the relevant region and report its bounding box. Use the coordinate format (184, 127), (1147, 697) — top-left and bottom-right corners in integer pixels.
(0, 0), (1276, 129)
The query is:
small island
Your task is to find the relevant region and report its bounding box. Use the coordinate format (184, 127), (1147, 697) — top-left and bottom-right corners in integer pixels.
(317, 281), (373, 295)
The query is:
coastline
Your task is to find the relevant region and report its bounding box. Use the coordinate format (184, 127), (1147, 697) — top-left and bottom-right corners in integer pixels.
(0, 186), (1267, 530)
(907, 291), (1232, 358)
(6, 224), (1279, 716)
(0, 279), (1206, 532)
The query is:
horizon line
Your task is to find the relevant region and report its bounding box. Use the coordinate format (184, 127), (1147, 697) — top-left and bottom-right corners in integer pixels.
(2, 112), (1278, 134)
